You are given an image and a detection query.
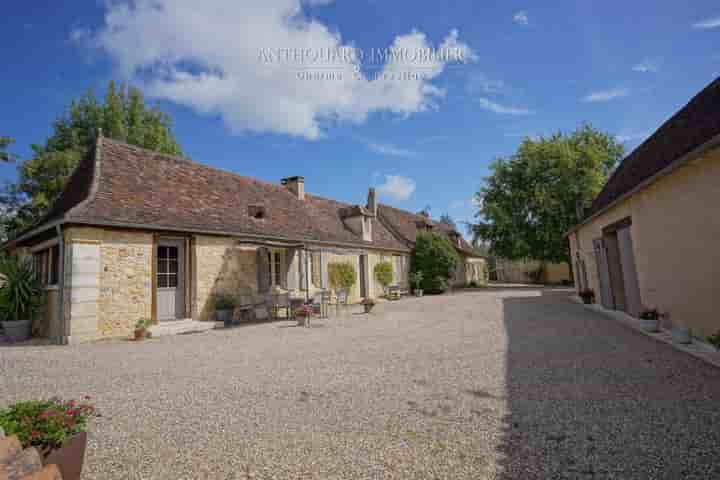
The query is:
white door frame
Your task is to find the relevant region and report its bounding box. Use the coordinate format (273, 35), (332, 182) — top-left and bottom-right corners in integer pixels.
(156, 238), (185, 321)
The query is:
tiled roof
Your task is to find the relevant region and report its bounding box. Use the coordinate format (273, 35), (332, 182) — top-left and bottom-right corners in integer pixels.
(377, 204), (481, 257)
(586, 76), (720, 218)
(33, 138), (409, 251)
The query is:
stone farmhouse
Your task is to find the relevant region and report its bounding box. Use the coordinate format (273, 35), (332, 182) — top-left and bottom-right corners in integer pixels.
(7, 136), (485, 343)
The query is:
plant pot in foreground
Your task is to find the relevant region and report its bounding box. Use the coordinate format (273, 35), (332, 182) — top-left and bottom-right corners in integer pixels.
(363, 304), (375, 314)
(43, 431), (88, 480)
(1, 319), (32, 342)
(414, 290), (424, 297)
(639, 319), (659, 332)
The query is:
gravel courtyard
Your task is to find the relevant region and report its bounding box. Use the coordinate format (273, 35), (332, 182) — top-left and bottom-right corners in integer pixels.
(2, 289), (720, 479)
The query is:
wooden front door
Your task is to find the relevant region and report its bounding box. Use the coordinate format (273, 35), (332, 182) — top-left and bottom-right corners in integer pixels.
(157, 240), (185, 321)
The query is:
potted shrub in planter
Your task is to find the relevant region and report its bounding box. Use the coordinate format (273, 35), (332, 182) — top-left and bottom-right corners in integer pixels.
(578, 288), (595, 304)
(0, 397), (96, 480)
(373, 261), (394, 298)
(0, 254), (44, 342)
(361, 298), (376, 314)
(214, 294), (237, 326)
(638, 308), (660, 332)
(134, 318), (152, 340)
(410, 271), (424, 297)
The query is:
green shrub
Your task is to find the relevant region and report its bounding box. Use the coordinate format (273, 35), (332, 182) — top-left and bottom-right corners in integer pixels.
(328, 261), (356, 291)
(409, 271), (424, 291)
(374, 261), (394, 291)
(0, 398), (96, 451)
(0, 254), (44, 321)
(411, 232), (459, 294)
(214, 294), (237, 310)
(135, 318), (152, 330)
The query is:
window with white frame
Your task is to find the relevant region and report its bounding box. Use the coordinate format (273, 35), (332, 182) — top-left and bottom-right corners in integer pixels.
(267, 249), (284, 287)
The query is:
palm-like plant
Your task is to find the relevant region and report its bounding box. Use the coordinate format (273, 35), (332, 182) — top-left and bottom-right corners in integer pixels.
(0, 254), (43, 321)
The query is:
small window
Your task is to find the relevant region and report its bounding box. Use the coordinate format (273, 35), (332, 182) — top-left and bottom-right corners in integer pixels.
(248, 205), (266, 219)
(33, 245), (60, 287)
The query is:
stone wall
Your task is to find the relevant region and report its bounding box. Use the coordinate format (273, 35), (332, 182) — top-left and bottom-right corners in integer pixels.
(64, 227), (153, 339)
(194, 236), (258, 321)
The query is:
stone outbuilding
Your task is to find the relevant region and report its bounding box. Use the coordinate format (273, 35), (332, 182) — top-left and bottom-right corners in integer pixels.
(567, 77), (720, 339)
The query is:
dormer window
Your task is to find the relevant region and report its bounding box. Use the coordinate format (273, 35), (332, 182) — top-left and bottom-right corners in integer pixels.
(248, 204), (266, 219)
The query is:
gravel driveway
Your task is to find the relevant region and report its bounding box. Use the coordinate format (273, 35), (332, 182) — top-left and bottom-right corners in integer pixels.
(2, 289), (720, 479)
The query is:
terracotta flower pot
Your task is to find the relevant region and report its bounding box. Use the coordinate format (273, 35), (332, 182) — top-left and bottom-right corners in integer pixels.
(134, 328), (147, 340)
(43, 431), (88, 480)
(363, 303), (375, 313)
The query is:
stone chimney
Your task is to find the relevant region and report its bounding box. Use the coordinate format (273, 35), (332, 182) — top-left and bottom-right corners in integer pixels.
(367, 188), (377, 216)
(281, 176), (305, 200)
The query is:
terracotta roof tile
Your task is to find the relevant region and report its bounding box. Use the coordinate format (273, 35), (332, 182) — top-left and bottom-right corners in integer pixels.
(377, 204), (481, 257)
(38, 138), (409, 251)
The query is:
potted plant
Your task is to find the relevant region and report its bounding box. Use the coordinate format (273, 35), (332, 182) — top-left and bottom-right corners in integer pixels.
(578, 288), (595, 304)
(295, 302), (313, 327)
(0, 397), (96, 480)
(214, 294), (237, 326)
(361, 297), (376, 314)
(0, 254), (44, 342)
(373, 261), (394, 297)
(134, 318), (152, 340)
(410, 271), (424, 297)
(638, 308), (660, 332)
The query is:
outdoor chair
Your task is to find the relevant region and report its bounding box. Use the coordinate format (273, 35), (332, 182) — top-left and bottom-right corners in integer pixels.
(312, 290), (331, 318)
(269, 292), (291, 320)
(387, 285), (401, 300)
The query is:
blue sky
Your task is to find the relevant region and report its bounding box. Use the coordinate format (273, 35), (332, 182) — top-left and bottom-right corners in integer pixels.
(1, 1), (719, 232)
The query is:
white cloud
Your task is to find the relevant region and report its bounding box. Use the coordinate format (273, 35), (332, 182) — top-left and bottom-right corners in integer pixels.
(632, 58), (661, 73)
(366, 141), (416, 157)
(78, 0), (475, 140)
(476, 97), (534, 115)
(376, 175), (416, 201)
(582, 88), (629, 103)
(513, 11), (529, 26)
(692, 16), (720, 29)
(615, 131), (651, 143)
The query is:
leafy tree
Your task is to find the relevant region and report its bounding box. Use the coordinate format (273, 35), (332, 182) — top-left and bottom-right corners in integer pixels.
(1, 81), (182, 240)
(328, 262), (357, 292)
(373, 261), (394, 294)
(469, 124), (623, 264)
(411, 231), (459, 294)
(0, 137), (16, 163)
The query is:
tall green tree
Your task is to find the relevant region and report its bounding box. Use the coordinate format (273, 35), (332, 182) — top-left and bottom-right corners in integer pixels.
(1, 81), (182, 240)
(469, 124), (623, 264)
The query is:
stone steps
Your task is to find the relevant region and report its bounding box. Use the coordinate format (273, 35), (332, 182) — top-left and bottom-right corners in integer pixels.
(149, 319), (216, 337)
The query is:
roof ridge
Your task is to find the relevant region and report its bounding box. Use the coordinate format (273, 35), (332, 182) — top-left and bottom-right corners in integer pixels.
(101, 137), (363, 209)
